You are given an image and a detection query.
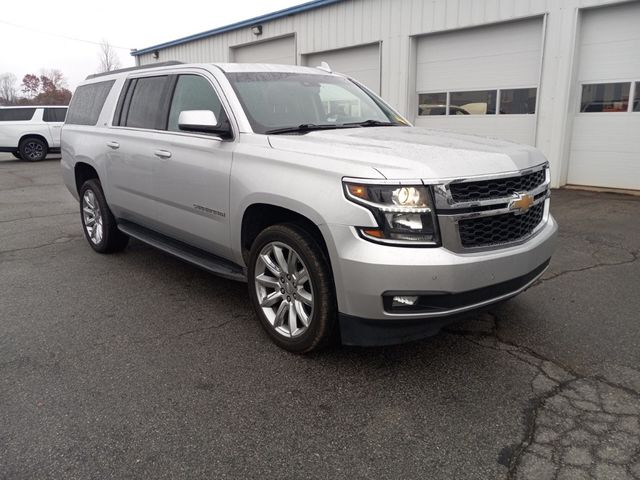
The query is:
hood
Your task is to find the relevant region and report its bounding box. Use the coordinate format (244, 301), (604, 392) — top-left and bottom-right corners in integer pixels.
(267, 127), (547, 180)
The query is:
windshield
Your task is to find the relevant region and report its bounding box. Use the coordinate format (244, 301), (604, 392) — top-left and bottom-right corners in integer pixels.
(225, 71), (405, 134)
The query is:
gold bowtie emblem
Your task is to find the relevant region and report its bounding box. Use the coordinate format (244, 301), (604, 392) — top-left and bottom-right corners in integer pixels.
(509, 192), (534, 215)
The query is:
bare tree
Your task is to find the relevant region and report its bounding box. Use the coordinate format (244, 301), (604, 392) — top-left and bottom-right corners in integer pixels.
(98, 40), (121, 73)
(0, 73), (18, 105)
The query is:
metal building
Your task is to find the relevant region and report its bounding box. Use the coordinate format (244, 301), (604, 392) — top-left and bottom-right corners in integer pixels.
(132, 0), (640, 190)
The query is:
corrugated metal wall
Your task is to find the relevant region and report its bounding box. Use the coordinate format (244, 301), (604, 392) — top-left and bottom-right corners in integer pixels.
(134, 0), (634, 187)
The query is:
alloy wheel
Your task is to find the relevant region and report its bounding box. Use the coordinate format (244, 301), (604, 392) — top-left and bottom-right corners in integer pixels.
(254, 241), (314, 338)
(23, 141), (44, 160)
(82, 189), (103, 245)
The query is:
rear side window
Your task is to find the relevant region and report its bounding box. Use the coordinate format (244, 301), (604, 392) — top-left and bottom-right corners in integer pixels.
(43, 108), (67, 122)
(66, 80), (115, 125)
(124, 76), (172, 130)
(0, 108), (36, 121)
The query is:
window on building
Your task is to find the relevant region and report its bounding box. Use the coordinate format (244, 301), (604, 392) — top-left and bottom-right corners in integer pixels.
(0, 108), (36, 121)
(168, 75), (226, 132)
(500, 88), (537, 114)
(43, 108), (67, 122)
(580, 82), (630, 113)
(66, 80), (115, 125)
(450, 90), (497, 115)
(125, 76), (171, 130)
(634, 82), (640, 112)
(418, 93), (447, 115)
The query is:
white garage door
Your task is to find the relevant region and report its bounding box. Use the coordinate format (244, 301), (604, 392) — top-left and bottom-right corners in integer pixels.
(567, 2), (640, 190)
(304, 43), (381, 93)
(414, 18), (543, 145)
(232, 36), (295, 65)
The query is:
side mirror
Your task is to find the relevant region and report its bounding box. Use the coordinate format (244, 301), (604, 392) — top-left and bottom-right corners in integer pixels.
(178, 110), (230, 137)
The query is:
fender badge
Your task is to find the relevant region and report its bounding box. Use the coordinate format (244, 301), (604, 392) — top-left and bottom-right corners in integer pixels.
(509, 192), (534, 215)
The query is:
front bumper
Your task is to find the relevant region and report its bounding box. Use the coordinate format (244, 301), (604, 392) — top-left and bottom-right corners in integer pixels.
(321, 215), (557, 345)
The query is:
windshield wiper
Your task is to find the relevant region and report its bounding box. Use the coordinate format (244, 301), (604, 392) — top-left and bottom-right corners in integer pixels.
(342, 119), (400, 127)
(265, 124), (345, 135)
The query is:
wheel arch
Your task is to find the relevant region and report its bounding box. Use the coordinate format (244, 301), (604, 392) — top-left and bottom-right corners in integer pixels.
(74, 162), (100, 196)
(19, 133), (49, 149)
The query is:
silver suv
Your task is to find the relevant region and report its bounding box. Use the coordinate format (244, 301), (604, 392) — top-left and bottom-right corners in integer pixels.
(61, 62), (557, 353)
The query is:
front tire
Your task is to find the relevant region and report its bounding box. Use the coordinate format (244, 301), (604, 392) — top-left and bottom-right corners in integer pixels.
(79, 179), (129, 253)
(19, 137), (48, 161)
(248, 224), (337, 354)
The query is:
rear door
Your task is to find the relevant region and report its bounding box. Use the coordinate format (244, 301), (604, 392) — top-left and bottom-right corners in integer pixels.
(106, 75), (174, 229)
(151, 72), (235, 258)
(43, 107), (67, 147)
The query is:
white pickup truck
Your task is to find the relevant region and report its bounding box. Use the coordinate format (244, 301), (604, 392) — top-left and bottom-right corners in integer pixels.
(0, 106), (67, 161)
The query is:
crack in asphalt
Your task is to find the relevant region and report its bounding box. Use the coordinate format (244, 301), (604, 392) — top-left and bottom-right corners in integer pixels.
(0, 235), (83, 255)
(532, 250), (639, 287)
(445, 313), (640, 480)
(0, 212), (77, 224)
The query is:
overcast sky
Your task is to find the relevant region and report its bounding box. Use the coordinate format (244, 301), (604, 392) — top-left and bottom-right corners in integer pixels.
(0, 0), (304, 92)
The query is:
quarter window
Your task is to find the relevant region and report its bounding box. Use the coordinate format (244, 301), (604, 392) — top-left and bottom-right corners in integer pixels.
(500, 88), (537, 114)
(580, 82), (630, 113)
(0, 108), (36, 121)
(43, 108), (67, 122)
(66, 80), (115, 126)
(125, 76), (171, 130)
(168, 75), (225, 132)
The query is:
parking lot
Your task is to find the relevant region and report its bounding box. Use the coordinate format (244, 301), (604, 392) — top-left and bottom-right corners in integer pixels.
(1, 153), (639, 479)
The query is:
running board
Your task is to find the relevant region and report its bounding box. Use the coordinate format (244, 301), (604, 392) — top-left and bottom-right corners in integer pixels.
(118, 220), (247, 282)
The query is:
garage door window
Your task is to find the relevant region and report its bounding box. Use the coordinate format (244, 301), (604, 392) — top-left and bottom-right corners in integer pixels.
(580, 82), (630, 113)
(500, 88), (537, 114)
(418, 93), (447, 115)
(634, 82), (640, 112)
(450, 91), (496, 115)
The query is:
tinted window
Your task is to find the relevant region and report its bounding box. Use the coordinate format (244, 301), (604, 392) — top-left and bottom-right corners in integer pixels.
(450, 90), (497, 115)
(43, 108), (67, 122)
(500, 88), (537, 114)
(418, 93), (447, 115)
(66, 80), (115, 125)
(168, 75), (225, 132)
(580, 82), (630, 113)
(226, 72), (401, 134)
(125, 76), (170, 130)
(0, 108), (36, 121)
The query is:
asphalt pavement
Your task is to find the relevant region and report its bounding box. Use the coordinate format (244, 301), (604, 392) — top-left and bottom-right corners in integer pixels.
(1, 153), (639, 480)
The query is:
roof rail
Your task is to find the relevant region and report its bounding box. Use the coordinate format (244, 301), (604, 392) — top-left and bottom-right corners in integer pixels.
(85, 61), (184, 80)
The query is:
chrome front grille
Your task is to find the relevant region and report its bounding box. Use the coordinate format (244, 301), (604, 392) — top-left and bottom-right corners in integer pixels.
(458, 203), (545, 248)
(433, 164), (550, 251)
(449, 169), (546, 202)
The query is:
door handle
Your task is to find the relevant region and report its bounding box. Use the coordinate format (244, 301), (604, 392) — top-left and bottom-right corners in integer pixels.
(154, 149), (172, 159)
(106, 141), (120, 149)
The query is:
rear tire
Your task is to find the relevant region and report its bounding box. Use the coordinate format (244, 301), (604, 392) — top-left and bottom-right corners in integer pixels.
(79, 179), (129, 253)
(248, 224), (337, 354)
(19, 137), (48, 161)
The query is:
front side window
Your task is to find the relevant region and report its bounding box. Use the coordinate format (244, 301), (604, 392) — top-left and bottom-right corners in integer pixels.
(500, 88), (537, 114)
(66, 80), (114, 126)
(43, 108), (67, 122)
(125, 76), (171, 130)
(449, 90), (497, 115)
(0, 108), (36, 121)
(225, 72), (403, 134)
(168, 75), (226, 132)
(580, 82), (630, 113)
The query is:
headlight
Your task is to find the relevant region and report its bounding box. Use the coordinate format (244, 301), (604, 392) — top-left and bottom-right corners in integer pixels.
(343, 181), (440, 246)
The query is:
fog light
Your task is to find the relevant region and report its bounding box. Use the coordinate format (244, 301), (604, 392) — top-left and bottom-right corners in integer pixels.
(392, 295), (419, 307)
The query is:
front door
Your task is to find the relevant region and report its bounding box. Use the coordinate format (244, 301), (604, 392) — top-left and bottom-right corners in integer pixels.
(151, 73), (234, 258)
